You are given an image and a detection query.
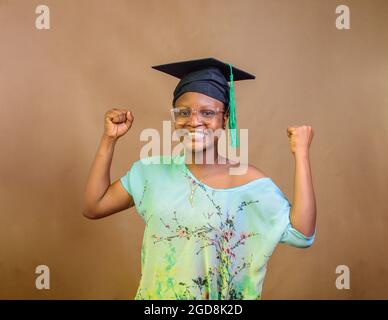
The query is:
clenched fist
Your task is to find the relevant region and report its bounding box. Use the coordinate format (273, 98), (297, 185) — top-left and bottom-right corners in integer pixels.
(104, 108), (134, 140)
(287, 125), (314, 155)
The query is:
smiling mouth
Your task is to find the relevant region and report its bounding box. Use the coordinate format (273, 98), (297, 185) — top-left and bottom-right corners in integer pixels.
(184, 131), (208, 140)
(184, 130), (209, 139)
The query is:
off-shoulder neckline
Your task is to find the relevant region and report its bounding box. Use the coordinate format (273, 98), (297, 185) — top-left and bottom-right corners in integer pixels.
(175, 154), (273, 192)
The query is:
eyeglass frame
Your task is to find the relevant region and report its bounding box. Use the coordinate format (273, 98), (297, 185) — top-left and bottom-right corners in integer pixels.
(170, 106), (226, 123)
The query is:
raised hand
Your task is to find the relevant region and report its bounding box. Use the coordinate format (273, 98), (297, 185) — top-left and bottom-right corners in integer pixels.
(104, 108), (134, 140)
(287, 125), (314, 156)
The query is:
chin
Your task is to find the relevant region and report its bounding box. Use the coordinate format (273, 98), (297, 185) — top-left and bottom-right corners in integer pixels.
(183, 141), (205, 153)
(181, 133), (216, 154)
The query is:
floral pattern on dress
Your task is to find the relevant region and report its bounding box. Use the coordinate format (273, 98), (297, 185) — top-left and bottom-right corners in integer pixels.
(136, 171), (262, 300)
(122, 155), (314, 300)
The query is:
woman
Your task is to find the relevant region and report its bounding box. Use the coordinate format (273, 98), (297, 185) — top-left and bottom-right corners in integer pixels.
(82, 58), (317, 300)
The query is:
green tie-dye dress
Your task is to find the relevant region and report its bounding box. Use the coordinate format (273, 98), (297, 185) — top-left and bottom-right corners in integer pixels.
(120, 154), (315, 300)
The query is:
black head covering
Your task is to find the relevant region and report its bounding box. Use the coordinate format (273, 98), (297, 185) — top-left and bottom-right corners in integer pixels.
(172, 67), (229, 107)
(152, 57), (255, 108)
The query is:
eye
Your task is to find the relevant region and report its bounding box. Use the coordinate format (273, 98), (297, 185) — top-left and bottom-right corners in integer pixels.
(178, 109), (191, 117)
(201, 110), (216, 117)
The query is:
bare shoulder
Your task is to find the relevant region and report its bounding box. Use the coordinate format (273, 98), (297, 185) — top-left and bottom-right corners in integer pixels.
(228, 162), (270, 185)
(246, 164), (269, 180)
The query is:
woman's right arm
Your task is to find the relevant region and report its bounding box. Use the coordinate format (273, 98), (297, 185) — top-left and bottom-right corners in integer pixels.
(82, 108), (135, 219)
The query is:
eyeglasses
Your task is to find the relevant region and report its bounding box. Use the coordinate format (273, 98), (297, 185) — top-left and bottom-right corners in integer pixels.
(171, 107), (225, 123)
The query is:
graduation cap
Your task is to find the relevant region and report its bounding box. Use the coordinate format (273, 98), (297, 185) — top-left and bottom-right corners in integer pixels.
(152, 57), (255, 148)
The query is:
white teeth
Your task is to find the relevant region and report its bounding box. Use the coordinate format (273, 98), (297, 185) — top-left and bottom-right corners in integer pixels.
(186, 132), (206, 139)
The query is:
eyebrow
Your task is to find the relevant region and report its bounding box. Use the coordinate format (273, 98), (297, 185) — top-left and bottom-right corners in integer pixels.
(174, 105), (217, 109)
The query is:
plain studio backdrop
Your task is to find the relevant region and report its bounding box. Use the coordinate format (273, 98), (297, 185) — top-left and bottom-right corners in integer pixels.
(0, 0), (387, 299)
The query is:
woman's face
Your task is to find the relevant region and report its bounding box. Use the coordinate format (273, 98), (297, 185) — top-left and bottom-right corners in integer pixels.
(173, 92), (229, 153)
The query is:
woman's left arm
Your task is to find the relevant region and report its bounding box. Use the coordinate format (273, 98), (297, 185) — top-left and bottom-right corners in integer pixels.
(286, 125), (317, 237)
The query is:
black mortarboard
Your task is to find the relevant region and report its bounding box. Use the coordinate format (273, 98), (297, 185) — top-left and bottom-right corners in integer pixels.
(151, 57), (255, 148)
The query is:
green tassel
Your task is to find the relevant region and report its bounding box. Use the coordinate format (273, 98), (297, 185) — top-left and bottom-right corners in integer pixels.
(228, 64), (239, 148)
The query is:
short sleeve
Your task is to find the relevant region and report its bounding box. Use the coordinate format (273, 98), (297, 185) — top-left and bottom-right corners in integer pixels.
(119, 160), (149, 222)
(120, 164), (134, 196)
(279, 217), (316, 248)
(270, 184), (316, 248)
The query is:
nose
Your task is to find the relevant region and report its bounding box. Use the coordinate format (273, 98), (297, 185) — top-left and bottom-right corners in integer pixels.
(187, 110), (203, 126)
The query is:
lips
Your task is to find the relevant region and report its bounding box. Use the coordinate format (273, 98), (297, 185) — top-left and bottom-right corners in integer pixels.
(189, 132), (205, 139)
(184, 130), (208, 141)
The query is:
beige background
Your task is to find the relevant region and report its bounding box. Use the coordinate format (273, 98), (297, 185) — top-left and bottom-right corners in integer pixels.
(0, 0), (387, 299)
